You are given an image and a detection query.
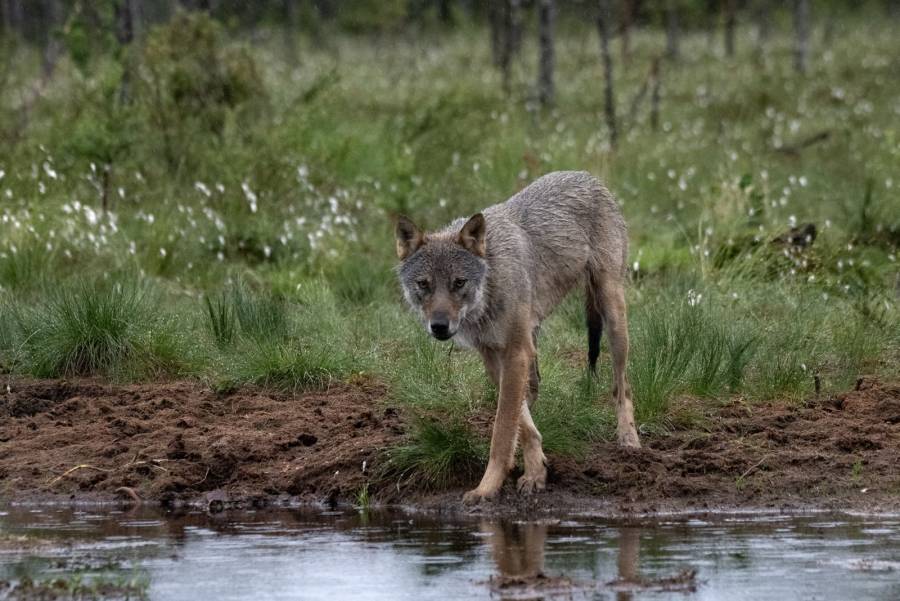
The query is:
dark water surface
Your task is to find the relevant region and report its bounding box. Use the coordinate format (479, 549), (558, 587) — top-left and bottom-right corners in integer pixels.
(1, 506), (898, 600)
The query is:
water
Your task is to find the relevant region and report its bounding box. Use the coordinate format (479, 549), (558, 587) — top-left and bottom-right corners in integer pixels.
(1, 506), (898, 600)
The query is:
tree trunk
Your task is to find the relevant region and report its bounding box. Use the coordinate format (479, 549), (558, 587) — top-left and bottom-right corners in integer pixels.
(489, 0), (503, 67)
(650, 57), (661, 131)
(41, 0), (62, 77)
(620, 0), (633, 65)
(283, 0), (298, 62)
(890, 0), (900, 19)
(754, 0), (770, 57)
(508, 0), (522, 59)
(181, 0), (211, 11)
(705, 0), (718, 51)
(115, 1), (134, 47)
(597, 0), (617, 147)
(537, 0), (555, 107)
(665, 0), (680, 60)
(437, 0), (454, 26)
(495, 0), (521, 95)
(793, 0), (809, 74)
(128, 0), (142, 39)
(723, 0), (736, 58)
(822, 5), (836, 46)
(115, 0), (134, 102)
(2, 0), (23, 36)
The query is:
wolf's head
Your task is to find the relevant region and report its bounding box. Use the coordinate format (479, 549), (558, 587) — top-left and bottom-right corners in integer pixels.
(394, 214), (488, 341)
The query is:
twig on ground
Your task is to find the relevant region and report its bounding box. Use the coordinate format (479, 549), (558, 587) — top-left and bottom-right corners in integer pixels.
(739, 455), (769, 480)
(47, 464), (113, 486)
(776, 130), (831, 156)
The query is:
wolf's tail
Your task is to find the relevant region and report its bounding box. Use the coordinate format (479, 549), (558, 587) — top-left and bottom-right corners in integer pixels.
(586, 299), (603, 373)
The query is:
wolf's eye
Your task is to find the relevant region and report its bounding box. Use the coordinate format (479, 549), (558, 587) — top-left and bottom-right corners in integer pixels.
(416, 279), (430, 292)
(452, 278), (467, 291)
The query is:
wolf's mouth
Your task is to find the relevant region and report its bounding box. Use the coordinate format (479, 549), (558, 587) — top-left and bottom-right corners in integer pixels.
(431, 330), (455, 341)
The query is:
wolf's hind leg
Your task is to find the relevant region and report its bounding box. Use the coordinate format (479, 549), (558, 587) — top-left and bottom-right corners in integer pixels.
(516, 400), (547, 494)
(594, 275), (640, 448)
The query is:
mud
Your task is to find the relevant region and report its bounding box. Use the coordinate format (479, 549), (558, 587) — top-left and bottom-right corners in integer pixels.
(1, 378), (898, 514)
(446, 378), (900, 515)
(0, 377), (401, 506)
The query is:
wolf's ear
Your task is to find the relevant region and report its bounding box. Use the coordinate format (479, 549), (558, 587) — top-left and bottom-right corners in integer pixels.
(457, 213), (486, 257)
(395, 215), (425, 260)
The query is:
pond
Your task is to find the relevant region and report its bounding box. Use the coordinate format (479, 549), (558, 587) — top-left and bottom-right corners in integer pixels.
(1, 506), (898, 600)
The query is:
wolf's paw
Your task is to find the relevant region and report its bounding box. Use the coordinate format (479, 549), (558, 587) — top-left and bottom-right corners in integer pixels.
(516, 471), (546, 495)
(462, 487), (498, 505)
(617, 428), (641, 449)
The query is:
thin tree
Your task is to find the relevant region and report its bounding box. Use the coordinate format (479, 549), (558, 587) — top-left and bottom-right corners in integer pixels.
(283, 0), (298, 62)
(437, 0), (454, 25)
(705, 0), (718, 50)
(754, 0), (770, 58)
(650, 57), (661, 131)
(620, 0), (633, 65)
(41, 0), (62, 77)
(1, 0), (23, 36)
(493, 0), (522, 95)
(723, 0), (736, 58)
(793, 0), (809, 73)
(597, 0), (617, 147)
(537, 0), (555, 106)
(114, 0), (135, 102)
(489, 0), (503, 66)
(665, 0), (680, 60)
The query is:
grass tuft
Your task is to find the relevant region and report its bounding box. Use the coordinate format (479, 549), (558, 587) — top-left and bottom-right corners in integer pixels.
(386, 418), (487, 490)
(204, 292), (237, 347)
(227, 338), (355, 392)
(12, 279), (175, 378)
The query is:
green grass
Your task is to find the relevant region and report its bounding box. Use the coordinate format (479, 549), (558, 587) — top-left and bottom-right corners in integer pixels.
(7, 278), (184, 379)
(385, 418), (488, 490)
(224, 337), (357, 392)
(0, 11), (898, 490)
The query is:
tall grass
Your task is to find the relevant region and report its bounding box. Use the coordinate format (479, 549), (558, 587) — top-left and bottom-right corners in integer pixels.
(9, 279), (185, 378)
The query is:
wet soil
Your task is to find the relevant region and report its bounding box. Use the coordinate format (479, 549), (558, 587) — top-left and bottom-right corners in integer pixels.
(0, 378), (401, 506)
(1, 377), (898, 513)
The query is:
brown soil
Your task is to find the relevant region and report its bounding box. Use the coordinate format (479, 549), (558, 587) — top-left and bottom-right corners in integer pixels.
(0, 378), (402, 506)
(1, 377), (898, 514)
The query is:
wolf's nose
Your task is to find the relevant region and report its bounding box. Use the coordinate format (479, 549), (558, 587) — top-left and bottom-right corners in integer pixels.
(430, 320), (450, 339)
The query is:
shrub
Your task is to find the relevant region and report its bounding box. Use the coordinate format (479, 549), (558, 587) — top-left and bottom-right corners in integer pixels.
(139, 11), (265, 169)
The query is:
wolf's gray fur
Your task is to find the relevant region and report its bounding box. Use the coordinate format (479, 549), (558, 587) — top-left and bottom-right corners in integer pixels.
(395, 171), (640, 503)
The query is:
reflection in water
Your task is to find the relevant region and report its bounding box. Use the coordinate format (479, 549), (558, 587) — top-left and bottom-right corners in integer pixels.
(483, 520), (547, 579)
(485, 520), (646, 600)
(615, 528), (641, 601)
(1, 507), (899, 601)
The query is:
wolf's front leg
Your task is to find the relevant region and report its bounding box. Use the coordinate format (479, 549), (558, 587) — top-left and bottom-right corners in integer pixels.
(463, 345), (531, 504)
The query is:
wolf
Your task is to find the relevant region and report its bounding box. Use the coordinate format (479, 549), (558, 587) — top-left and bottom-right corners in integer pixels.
(394, 171), (640, 504)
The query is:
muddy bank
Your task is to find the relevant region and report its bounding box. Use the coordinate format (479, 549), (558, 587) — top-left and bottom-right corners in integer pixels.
(1, 378), (898, 513)
(0, 378), (401, 506)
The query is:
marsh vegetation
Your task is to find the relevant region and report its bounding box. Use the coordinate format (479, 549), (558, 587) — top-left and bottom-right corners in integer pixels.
(0, 2), (897, 490)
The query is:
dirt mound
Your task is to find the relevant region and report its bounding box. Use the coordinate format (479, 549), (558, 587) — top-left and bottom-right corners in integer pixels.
(1, 378), (898, 513)
(541, 379), (900, 512)
(0, 378), (402, 505)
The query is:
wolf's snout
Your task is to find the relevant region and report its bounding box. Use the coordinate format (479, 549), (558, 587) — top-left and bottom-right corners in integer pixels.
(429, 315), (454, 340)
